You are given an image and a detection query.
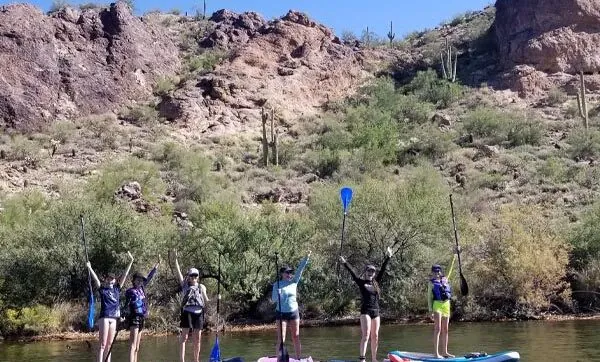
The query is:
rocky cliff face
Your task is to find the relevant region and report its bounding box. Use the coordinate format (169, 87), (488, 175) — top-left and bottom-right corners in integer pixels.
(495, 0), (600, 74)
(158, 10), (370, 135)
(0, 2), (180, 131)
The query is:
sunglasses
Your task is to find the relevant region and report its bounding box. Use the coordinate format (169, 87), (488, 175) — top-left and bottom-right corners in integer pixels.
(189, 274), (199, 278)
(283, 270), (294, 274)
(366, 269), (376, 273)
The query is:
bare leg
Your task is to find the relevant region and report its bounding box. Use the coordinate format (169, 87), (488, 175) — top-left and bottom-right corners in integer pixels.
(104, 319), (116, 362)
(432, 312), (442, 359)
(129, 327), (139, 362)
(98, 318), (109, 362)
(192, 329), (202, 362)
(441, 316), (454, 357)
(289, 318), (301, 359)
(359, 314), (372, 360)
(180, 328), (190, 362)
(369, 316), (380, 362)
(275, 319), (288, 358)
(133, 328), (143, 362)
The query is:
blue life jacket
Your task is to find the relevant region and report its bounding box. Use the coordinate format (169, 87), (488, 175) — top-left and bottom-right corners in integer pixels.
(431, 277), (451, 301)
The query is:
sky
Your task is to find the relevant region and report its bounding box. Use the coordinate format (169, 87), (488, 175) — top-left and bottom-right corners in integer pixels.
(3, 0), (495, 37)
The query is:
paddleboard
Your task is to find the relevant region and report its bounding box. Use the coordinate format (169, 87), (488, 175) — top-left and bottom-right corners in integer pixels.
(257, 357), (313, 362)
(388, 351), (520, 362)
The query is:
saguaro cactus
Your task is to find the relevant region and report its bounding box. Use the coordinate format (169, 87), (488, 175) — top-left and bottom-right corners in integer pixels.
(576, 71), (589, 130)
(387, 21), (395, 46)
(261, 107), (269, 166)
(440, 38), (458, 82)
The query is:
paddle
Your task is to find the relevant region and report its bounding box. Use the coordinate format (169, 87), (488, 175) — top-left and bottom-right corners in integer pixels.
(449, 194), (469, 296)
(80, 215), (95, 330)
(275, 252), (289, 362)
(209, 252), (222, 362)
(336, 187), (353, 286)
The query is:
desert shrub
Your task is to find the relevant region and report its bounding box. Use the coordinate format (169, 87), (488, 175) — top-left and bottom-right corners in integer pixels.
(468, 205), (571, 314)
(0, 305), (61, 336)
(50, 120), (76, 144)
(153, 76), (180, 97)
(403, 69), (464, 108)
(303, 149), (341, 179)
(463, 108), (543, 147)
(87, 157), (166, 203)
(566, 128), (600, 160)
(186, 50), (227, 74)
(538, 157), (569, 184)
(546, 87), (568, 106)
(570, 258), (600, 312)
(570, 202), (600, 269)
(7, 134), (40, 161)
(507, 118), (544, 147)
(120, 104), (159, 127)
(397, 125), (455, 165)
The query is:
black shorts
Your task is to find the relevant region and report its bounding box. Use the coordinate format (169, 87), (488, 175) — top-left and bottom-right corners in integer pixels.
(127, 315), (145, 330)
(360, 308), (380, 318)
(275, 310), (300, 321)
(180, 311), (204, 329)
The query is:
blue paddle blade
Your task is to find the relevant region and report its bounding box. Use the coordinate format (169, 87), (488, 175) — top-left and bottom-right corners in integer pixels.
(87, 294), (95, 329)
(210, 336), (221, 362)
(340, 187), (353, 212)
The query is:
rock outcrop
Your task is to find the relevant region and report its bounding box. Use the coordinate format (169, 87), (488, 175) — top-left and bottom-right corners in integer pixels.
(0, 2), (180, 131)
(159, 10), (368, 135)
(495, 0), (600, 74)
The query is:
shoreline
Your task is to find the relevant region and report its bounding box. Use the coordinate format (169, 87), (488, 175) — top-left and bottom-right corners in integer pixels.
(2, 313), (600, 343)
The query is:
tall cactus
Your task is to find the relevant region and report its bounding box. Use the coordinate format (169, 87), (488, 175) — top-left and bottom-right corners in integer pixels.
(203, 0), (206, 19)
(261, 107), (269, 167)
(440, 38), (458, 82)
(387, 21), (395, 46)
(576, 71), (589, 130)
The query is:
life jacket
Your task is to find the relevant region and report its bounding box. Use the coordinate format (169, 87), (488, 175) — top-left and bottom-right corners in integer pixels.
(182, 284), (205, 313)
(126, 287), (147, 316)
(431, 276), (451, 301)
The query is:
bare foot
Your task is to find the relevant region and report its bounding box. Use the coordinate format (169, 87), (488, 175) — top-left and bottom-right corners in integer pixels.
(435, 355), (443, 359)
(443, 353), (455, 358)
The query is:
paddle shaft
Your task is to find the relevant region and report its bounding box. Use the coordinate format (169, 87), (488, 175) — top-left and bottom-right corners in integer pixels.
(449, 194), (468, 295)
(80, 216), (94, 327)
(275, 253), (287, 361)
(217, 252), (221, 333)
(336, 211), (348, 285)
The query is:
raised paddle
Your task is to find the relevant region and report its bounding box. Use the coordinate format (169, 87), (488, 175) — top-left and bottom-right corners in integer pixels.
(274, 252), (289, 362)
(449, 194), (469, 296)
(336, 187), (353, 286)
(80, 215), (95, 330)
(209, 252), (222, 362)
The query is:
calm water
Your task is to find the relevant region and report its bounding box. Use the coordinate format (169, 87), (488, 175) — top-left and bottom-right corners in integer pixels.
(1, 320), (599, 361)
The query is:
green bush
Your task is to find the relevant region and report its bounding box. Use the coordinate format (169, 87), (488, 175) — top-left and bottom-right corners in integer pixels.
(469, 205), (571, 313)
(538, 157), (569, 184)
(567, 128), (600, 160)
(303, 149), (341, 179)
(87, 157), (166, 203)
(403, 69), (464, 108)
(546, 88), (568, 106)
(397, 125), (455, 165)
(463, 108), (543, 147)
(507, 118), (544, 147)
(570, 202), (600, 269)
(120, 105), (159, 127)
(153, 76), (180, 97)
(186, 50), (227, 74)
(0, 305), (61, 336)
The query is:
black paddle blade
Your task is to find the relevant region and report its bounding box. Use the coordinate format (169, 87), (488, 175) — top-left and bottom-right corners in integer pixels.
(278, 346), (289, 362)
(460, 272), (469, 296)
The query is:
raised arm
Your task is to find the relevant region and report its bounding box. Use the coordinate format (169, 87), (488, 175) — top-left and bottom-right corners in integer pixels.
(173, 250), (184, 284)
(293, 251), (311, 283)
(86, 261), (101, 289)
(447, 254), (456, 280)
(119, 251), (134, 287)
(340, 256), (360, 282)
(144, 255), (161, 287)
(376, 246), (393, 283)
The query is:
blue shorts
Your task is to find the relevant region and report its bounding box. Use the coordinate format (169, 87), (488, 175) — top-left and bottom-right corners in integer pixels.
(276, 310), (299, 321)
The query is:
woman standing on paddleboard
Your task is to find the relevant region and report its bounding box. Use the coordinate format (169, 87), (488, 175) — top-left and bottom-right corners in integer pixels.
(428, 248), (458, 359)
(272, 250), (311, 360)
(173, 250), (210, 362)
(124, 256), (160, 362)
(85, 251), (134, 362)
(339, 246), (393, 362)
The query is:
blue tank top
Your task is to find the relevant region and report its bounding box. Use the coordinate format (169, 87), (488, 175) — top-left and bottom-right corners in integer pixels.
(431, 277), (452, 301)
(99, 284), (121, 318)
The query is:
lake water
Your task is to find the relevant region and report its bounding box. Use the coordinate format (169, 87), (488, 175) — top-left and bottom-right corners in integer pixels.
(1, 319), (599, 361)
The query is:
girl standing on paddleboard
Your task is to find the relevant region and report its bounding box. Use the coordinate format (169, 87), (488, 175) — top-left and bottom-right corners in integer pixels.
(173, 250), (210, 362)
(85, 251), (134, 362)
(428, 248), (458, 359)
(272, 250), (311, 360)
(339, 246), (393, 362)
(124, 255), (160, 362)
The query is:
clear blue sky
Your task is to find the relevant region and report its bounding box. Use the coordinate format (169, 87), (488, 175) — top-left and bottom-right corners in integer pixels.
(5, 0), (494, 37)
